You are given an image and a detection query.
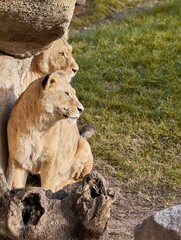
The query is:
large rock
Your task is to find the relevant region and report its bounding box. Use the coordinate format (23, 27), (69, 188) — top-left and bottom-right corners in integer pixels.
(0, 0), (76, 58)
(0, 55), (32, 174)
(134, 204), (181, 240)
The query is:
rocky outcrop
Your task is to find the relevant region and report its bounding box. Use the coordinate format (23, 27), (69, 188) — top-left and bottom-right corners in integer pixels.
(0, 1), (76, 175)
(0, 55), (33, 174)
(134, 204), (181, 240)
(0, 0), (76, 58)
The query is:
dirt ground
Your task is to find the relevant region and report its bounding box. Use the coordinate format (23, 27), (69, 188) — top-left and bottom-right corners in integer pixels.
(96, 164), (180, 240)
(106, 174), (158, 240)
(94, 166), (159, 240)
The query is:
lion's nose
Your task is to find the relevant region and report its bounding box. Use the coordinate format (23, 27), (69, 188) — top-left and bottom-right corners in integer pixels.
(72, 62), (79, 74)
(77, 105), (84, 113)
(72, 68), (77, 74)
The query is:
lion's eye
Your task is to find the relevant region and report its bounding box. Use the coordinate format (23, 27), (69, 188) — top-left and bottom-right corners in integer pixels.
(59, 52), (65, 57)
(59, 52), (68, 59)
(65, 92), (73, 100)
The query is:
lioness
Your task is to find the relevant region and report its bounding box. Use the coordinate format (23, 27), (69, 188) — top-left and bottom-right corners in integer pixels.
(7, 71), (93, 191)
(24, 36), (79, 89)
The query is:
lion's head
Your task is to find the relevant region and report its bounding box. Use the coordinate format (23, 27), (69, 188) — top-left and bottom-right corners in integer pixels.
(40, 71), (83, 122)
(34, 36), (79, 81)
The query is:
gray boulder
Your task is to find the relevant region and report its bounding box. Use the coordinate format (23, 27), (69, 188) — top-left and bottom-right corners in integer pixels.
(0, 0), (76, 57)
(134, 204), (181, 240)
(0, 54), (32, 175)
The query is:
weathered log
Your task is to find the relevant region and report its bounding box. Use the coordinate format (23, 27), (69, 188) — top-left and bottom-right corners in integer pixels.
(0, 171), (117, 240)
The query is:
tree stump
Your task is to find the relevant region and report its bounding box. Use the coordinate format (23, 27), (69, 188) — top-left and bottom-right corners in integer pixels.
(0, 171), (117, 240)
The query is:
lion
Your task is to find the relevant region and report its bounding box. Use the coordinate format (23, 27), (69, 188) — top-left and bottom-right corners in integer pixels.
(7, 71), (93, 192)
(24, 35), (79, 89)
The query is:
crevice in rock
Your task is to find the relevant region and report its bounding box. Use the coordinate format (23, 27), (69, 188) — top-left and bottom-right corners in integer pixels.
(22, 193), (45, 226)
(90, 187), (100, 199)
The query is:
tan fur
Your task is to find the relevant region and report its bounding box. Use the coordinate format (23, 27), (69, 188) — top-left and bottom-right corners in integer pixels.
(7, 71), (93, 191)
(25, 36), (79, 89)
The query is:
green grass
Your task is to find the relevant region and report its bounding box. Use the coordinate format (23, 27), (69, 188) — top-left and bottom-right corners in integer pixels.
(72, 0), (148, 28)
(70, 0), (181, 201)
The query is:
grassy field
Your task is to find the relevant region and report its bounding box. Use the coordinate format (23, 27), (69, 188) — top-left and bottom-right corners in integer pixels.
(70, 0), (181, 204)
(73, 0), (148, 28)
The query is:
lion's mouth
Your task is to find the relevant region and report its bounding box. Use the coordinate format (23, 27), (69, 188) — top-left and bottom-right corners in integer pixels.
(63, 114), (79, 119)
(63, 113), (68, 118)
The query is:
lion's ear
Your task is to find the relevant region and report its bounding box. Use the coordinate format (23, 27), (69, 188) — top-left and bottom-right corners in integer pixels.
(42, 74), (56, 90)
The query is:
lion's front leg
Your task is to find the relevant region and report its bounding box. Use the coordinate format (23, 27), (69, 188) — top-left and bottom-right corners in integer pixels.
(13, 167), (29, 188)
(8, 160), (29, 189)
(55, 137), (93, 190)
(70, 136), (93, 181)
(6, 158), (29, 189)
(55, 179), (76, 190)
(40, 160), (58, 192)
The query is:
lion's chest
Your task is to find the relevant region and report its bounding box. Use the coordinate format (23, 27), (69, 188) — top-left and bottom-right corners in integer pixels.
(19, 121), (79, 174)
(55, 120), (80, 169)
(19, 128), (44, 173)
